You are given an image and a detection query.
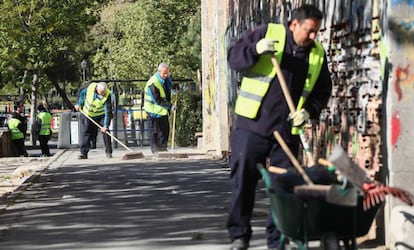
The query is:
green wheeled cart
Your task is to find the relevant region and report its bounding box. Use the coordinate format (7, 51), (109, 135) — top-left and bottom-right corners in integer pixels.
(258, 165), (381, 250)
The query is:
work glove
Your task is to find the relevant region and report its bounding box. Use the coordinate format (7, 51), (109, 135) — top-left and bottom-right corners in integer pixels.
(256, 38), (277, 55)
(170, 104), (176, 111)
(288, 109), (310, 127)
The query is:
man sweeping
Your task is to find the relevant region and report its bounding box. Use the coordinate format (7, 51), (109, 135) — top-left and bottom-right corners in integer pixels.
(144, 62), (175, 155)
(74, 81), (113, 159)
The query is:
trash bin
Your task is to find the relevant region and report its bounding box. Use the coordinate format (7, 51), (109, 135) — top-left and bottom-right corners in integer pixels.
(58, 112), (82, 149)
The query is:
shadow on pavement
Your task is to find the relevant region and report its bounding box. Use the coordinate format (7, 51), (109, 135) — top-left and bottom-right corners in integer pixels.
(0, 159), (270, 249)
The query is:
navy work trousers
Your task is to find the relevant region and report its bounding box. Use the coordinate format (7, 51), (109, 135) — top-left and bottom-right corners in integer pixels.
(148, 115), (169, 153)
(226, 127), (299, 248)
(80, 114), (112, 156)
(39, 134), (51, 156)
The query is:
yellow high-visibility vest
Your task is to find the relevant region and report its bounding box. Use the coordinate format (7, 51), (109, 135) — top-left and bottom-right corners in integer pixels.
(8, 118), (24, 140)
(37, 112), (52, 135)
(144, 75), (169, 116)
(83, 82), (111, 117)
(234, 23), (325, 134)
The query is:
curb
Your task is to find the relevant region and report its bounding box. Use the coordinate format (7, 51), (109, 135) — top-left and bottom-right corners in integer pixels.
(0, 149), (67, 213)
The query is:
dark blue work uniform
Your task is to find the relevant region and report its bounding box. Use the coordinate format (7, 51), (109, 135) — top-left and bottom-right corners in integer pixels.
(226, 23), (332, 248)
(77, 86), (113, 157)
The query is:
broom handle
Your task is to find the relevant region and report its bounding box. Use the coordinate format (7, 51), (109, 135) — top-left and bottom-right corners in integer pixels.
(171, 89), (178, 152)
(273, 131), (314, 185)
(271, 56), (296, 113)
(78, 109), (133, 152)
(271, 56), (315, 166)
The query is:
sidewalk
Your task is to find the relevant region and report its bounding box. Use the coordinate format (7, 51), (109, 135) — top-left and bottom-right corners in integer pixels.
(0, 145), (387, 249)
(0, 149), (64, 199)
(0, 145), (210, 201)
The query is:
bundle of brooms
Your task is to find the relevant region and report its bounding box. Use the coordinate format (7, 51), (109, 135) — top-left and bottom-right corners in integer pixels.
(271, 131), (357, 206)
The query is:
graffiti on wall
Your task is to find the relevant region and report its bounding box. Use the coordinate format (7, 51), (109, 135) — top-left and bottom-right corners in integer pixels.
(225, 0), (385, 178)
(388, 10), (414, 148)
(391, 111), (400, 150)
(206, 43), (217, 122)
(389, 63), (414, 149)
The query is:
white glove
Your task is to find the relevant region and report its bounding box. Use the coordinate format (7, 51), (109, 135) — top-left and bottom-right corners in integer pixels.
(288, 109), (310, 127)
(256, 38), (277, 54)
(170, 104), (176, 111)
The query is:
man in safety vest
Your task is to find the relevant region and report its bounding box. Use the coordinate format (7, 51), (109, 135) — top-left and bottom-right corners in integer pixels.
(36, 104), (52, 157)
(144, 62), (175, 154)
(78, 81), (97, 149)
(75, 81), (113, 159)
(15, 106), (27, 139)
(226, 4), (332, 250)
(7, 112), (28, 157)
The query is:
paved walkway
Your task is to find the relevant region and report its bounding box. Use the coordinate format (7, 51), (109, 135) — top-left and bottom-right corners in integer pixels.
(0, 145), (209, 200)
(0, 146), (267, 249)
(0, 146), (386, 249)
(0, 151), (62, 199)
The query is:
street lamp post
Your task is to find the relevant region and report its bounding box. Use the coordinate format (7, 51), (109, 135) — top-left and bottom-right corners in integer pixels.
(81, 60), (87, 82)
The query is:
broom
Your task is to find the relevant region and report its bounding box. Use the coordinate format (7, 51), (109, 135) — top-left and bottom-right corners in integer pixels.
(170, 88), (178, 153)
(271, 56), (315, 166)
(78, 109), (144, 160)
(271, 56), (356, 205)
(158, 87), (188, 158)
(273, 130), (357, 206)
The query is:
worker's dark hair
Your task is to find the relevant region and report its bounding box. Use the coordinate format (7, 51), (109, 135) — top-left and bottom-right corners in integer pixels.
(292, 4), (323, 22)
(37, 104), (46, 111)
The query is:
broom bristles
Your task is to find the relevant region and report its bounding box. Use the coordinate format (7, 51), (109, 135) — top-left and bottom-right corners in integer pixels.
(121, 152), (144, 160)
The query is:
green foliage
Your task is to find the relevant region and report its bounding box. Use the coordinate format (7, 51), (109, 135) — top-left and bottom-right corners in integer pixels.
(0, 0), (108, 94)
(173, 89), (202, 146)
(178, 8), (202, 78)
(92, 0), (201, 82)
(0, 0), (202, 133)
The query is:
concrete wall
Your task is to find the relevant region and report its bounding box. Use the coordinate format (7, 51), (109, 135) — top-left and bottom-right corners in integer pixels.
(201, 0), (230, 156)
(201, 0), (414, 247)
(384, 0), (414, 247)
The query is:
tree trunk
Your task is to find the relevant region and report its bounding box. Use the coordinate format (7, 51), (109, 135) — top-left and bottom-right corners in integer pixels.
(19, 71), (27, 110)
(30, 73), (38, 147)
(52, 80), (74, 110)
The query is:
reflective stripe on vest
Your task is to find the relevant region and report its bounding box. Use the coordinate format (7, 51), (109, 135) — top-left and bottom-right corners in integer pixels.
(235, 23), (286, 119)
(296, 41), (325, 112)
(8, 118), (24, 140)
(83, 82), (111, 117)
(234, 23), (325, 135)
(291, 41), (325, 134)
(144, 75), (169, 116)
(37, 112), (52, 135)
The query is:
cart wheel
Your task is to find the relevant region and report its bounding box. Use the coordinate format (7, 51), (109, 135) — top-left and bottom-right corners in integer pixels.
(321, 233), (340, 250)
(342, 238), (357, 250)
(278, 235), (287, 250)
